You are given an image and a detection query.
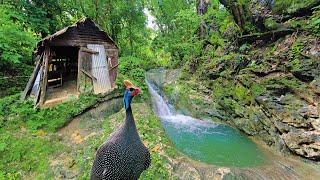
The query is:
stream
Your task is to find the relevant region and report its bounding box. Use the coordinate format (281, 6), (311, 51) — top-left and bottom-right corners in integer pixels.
(147, 81), (266, 167)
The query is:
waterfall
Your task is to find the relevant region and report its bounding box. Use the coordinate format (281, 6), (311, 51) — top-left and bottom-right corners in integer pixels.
(146, 81), (173, 117)
(145, 71), (266, 167)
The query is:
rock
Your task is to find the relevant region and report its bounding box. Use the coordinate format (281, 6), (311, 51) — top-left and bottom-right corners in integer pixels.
(292, 58), (320, 82)
(311, 118), (320, 130)
(298, 105), (318, 119)
(174, 162), (201, 180)
(282, 130), (320, 160)
(310, 78), (320, 95)
(275, 135), (290, 154)
(213, 168), (231, 180)
(274, 121), (291, 133)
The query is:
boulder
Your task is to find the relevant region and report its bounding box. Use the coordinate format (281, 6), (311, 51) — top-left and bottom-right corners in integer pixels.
(282, 130), (320, 160)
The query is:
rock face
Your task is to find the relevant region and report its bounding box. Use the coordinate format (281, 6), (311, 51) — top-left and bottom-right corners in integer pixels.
(149, 34), (320, 161)
(282, 130), (320, 160)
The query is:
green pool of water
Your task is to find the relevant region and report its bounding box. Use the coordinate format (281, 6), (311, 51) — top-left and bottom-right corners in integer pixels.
(160, 115), (266, 167)
(147, 80), (266, 167)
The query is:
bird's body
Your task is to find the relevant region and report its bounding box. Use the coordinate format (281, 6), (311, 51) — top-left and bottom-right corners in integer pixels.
(91, 81), (150, 180)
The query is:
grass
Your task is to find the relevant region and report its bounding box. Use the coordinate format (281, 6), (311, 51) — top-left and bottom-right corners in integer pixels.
(0, 93), (102, 179)
(0, 91), (109, 179)
(0, 90), (179, 179)
(0, 129), (63, 179)
(0, 93), (102, 132)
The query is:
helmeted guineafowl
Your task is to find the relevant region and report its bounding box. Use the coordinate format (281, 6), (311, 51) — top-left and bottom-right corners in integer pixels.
(90, 80), (151, 180)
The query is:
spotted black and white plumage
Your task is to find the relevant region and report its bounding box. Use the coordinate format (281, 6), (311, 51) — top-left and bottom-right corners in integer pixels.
(91, 86), (150, 180)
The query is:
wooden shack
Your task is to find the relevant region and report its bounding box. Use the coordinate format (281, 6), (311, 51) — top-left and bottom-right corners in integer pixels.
(21, 18), (119, 107)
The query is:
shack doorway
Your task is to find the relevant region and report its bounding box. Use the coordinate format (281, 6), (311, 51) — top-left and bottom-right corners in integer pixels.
(45, 46), (80, 106)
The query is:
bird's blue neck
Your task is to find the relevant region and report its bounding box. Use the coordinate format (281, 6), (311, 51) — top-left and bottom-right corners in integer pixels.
(124, 105), (138, 135)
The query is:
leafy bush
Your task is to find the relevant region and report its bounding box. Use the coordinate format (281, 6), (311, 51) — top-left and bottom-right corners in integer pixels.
(0, 93), (100, 131)
(151, 7), (201, 68)
(0, 5), (38, 64)
(117, 56), (160, 100)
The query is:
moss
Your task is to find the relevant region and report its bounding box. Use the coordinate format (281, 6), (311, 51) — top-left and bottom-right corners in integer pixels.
(291, 40), (303, 58)
(211, 79), (225, 98)
(163, 84), (175, 96)
(265, 17), (279, 30)
(308, 7), (320, 36)
(234, 84), (251, 103)
(250, 83), (266, 97)
(262, 76), (303, 95)
(288, 58), (301, 71)
(273, 0), (318, 14)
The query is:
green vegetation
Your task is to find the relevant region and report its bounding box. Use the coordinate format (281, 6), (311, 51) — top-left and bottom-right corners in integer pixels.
(0, 93), (101, 131)
(0, 5), (38, 64)
(0, 128), (63, 179)
(0, 93), (103, 178)
(274, 0), (318, 14)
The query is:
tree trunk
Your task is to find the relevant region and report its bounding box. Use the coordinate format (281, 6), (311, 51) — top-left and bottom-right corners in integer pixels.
(219, 0), (247, 30)
(197, 0), (210, 39)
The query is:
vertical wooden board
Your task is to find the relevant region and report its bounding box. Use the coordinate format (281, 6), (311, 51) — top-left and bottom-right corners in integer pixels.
(78, 49), (94, 93)
(30, 66), (42, 96)
(87, 44), (111, 94)
(33, 66), (43, 105)
(39, 47), (51, 105)
(77, 48), (81, 92)
(105, 48), (118, 88)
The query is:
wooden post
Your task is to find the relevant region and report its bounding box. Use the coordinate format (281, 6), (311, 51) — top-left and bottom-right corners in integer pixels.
(20, 54), (42, 101)
(39, 46), (51, 105)
(77, 47), (82, 92)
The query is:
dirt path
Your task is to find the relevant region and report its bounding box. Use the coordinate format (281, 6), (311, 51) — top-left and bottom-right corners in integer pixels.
(49, 98), (123, 179)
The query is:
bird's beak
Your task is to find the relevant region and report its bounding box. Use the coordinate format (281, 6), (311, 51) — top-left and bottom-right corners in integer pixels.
(131, 87), (140, 97)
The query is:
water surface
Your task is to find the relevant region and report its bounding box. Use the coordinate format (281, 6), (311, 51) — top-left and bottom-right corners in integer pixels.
(147, 81), (266, 167)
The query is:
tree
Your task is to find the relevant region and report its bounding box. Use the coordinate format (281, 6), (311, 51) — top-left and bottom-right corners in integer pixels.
(3, 0), (66, 37)
(197, 0), (210, 38)
(0, 5), (38, 65)
(218, 0), (249, 31)
(64, 0), (147, 56)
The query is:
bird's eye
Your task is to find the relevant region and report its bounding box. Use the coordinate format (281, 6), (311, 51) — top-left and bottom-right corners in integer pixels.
(129, 87), (134, 92)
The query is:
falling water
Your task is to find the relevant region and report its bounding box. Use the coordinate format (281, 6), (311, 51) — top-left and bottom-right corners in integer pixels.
(147, 80), (267, 167)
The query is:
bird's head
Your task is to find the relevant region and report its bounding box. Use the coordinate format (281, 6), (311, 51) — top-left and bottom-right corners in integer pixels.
(123, 80), (140, 110)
